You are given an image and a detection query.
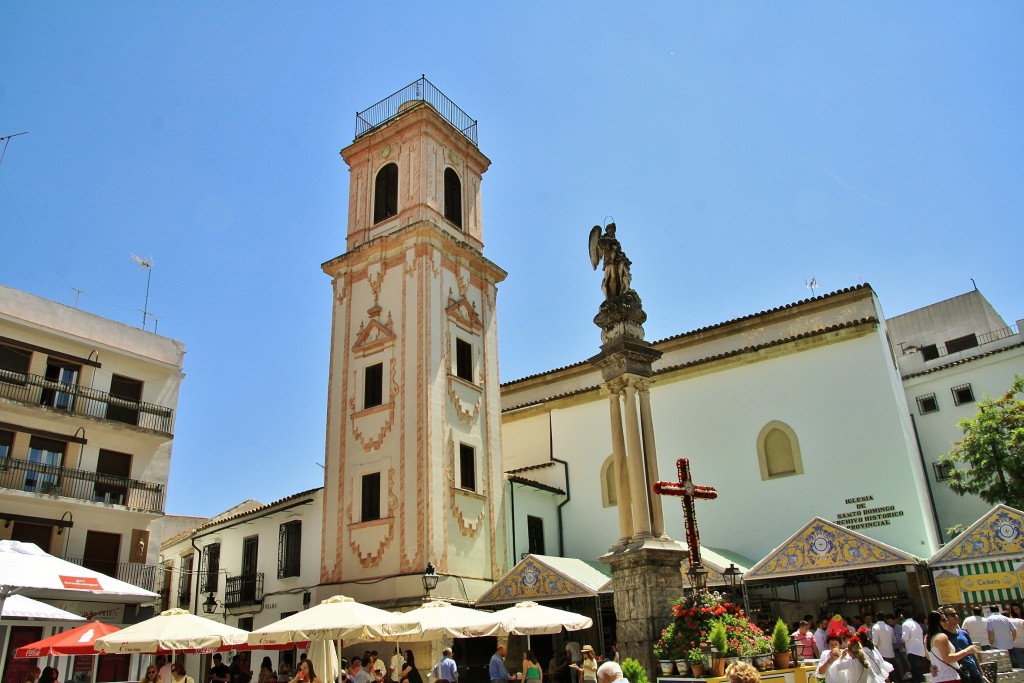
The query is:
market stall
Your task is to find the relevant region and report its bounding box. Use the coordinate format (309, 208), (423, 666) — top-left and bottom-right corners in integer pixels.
(742, 517), (926, 626)
(929, 504), (1024, 606)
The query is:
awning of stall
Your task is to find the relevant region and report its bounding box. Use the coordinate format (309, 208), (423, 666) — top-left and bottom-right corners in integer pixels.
(743, 517), (921, 582)
(928, 505), (1024, 605)
(475, 554), (611, 607)
(686, 546), (757, 586)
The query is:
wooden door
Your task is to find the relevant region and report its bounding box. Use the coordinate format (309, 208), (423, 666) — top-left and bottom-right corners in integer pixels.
(83, 530), (121, 578)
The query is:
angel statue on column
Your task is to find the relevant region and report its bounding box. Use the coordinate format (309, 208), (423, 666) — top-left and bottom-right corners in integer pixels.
(588, 223), (632, 301)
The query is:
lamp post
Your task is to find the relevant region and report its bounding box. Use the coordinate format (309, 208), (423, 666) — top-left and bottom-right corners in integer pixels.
(723, 563), (742, 594)
(685, 564), (709, 594)
(202, 592), (227, 622)
(422, 562), (439, 597)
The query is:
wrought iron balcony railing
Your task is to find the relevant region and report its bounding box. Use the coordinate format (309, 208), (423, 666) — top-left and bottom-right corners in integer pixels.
(355, 76), (478, 145)
(224, 573), (264, 608)
(0, 368), (174, 435)
(0, 456), (165, 513)
(65, 556), (160, 592)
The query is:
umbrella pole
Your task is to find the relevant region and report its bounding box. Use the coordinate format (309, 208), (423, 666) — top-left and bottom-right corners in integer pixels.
(90, 652), (99, 683)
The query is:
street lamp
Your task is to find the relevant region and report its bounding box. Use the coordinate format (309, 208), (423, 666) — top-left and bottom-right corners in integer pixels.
(723, 563), (742, 593)
(422, 562), (439, 595)
(202, 593), (227, 622)
(685, 564), (709, 593)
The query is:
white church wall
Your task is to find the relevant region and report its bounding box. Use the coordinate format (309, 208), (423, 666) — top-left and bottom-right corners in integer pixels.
(539, 328), (940, 566)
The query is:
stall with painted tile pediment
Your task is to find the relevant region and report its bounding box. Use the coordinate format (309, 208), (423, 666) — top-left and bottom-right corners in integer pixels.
(742, 518), (925, 628)
(929, 505), (1024, 606)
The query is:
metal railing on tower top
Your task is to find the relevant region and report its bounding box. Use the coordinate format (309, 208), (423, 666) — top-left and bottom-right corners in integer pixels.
(355, 75), (478, 146)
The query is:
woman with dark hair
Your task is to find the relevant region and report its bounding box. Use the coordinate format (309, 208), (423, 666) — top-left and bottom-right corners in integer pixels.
(289, 659), (321, 683)
(522, 650), (541, 683)
(400, 651), (422, 683)
(926, 611), (979, 683)
(39, 668), (59, 683)
(258, 658), (276, 683)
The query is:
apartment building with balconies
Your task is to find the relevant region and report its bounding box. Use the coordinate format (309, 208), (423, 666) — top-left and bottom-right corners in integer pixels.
(0, 284), (185, 615)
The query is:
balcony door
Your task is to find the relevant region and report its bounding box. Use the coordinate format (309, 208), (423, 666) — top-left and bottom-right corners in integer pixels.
(94, 449), (132, 505)
(107, 375), (143, 426)
(83, 530), (121, 578)
(40, 359), (80, 410)
(241, 535), (258, 602)
(25, 437), (65, 494)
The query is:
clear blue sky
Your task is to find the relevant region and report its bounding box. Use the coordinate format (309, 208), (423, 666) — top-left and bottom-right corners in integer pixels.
(2, 3), (1022, 517)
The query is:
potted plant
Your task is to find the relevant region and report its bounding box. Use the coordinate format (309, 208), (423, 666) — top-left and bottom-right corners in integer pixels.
(708, 622), (728, 677)
(686, 650), (706, 677)
(753, 637), (775, 671)
(771, 618), (792, 669)
(654, 623), (677, 676)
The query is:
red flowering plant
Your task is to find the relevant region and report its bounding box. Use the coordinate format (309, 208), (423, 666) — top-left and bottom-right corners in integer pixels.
(663, 590), (770, 658)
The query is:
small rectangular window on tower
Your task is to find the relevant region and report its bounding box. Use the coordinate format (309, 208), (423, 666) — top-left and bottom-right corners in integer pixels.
(916, 393), (939, 415)
(459, 443), (476, 491)
(361, 472), (381, 522)
(951, 383), (975, 406)
(455, 338), (473, 382)
(364, 363), (384, 409)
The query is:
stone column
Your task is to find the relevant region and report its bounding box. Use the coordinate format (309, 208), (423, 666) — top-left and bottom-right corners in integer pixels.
(602, 544), (686, 680)
(622, 381), (652, 538)
(637, 380), (665, 538)
(607, 382), (633, 544)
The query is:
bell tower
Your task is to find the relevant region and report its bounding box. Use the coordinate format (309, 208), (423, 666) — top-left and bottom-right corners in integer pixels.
(320, 78), (507, 606)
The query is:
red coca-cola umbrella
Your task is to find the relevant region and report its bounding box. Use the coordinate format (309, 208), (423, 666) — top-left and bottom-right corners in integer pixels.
(15, 621), (122, 658)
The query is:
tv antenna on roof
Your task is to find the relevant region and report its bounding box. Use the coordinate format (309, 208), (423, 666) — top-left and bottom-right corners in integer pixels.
(0, 131), (28, 167)
(131, 254), (154, 330)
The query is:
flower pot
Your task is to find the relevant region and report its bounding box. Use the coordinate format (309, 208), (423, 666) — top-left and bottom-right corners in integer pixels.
(658, 661), (675, 676)
(753, 654), (774, 671)
(690, 664), (704, 678)
(712, 657), (726, 677)
(739, 657), (753, 667)
(675, 661), (689, 676)
(773, 652), (791, 670)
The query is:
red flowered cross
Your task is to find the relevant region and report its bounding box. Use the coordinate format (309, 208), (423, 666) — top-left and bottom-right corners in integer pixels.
(653, 458), (717, 570)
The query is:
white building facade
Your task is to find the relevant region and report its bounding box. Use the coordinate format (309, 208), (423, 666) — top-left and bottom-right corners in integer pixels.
(0, 284), (185, 682)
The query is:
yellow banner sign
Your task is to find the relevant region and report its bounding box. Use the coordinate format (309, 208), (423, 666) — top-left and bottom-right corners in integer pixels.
(959, 572), (1019, 592)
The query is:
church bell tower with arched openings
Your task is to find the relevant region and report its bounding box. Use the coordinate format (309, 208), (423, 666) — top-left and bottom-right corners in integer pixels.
(320, 78), (507, 605)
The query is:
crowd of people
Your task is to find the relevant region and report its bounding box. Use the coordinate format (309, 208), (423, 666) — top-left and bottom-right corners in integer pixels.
(782, 603), (1024, 683)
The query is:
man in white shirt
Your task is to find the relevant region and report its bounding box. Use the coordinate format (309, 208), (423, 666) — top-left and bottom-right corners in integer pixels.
(902, 614), (926, 683)
(963, 607), (989, 648)
(389, 650), (405, 683)
(814, 617), (830, 659)
(987, 608), (1018, 654)
(872, 611), (896, 670)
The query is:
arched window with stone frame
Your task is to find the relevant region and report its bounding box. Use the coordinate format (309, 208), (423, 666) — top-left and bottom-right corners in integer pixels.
(443, 167), (463, 228)
(756, 420), (804, 480)
(373, 162), (398, 224)
(600, 454), (617, 507)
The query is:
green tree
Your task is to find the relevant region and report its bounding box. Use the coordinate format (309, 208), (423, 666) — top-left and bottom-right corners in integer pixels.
(938, 375), (1024, 507)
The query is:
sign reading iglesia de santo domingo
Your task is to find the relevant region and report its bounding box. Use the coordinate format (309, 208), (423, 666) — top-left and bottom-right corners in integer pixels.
(835, 495), (906, 531)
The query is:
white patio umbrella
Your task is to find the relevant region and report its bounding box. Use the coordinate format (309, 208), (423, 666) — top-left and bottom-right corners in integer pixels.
(0, 541), (159, 605)
(0, 594), (85, 621)
(248, 595), (421, 646)
(308, 639), (340, 683)
(391, 599), (506, 641)
(490, 601), (592, 635)
(94, 608), (250, 654)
